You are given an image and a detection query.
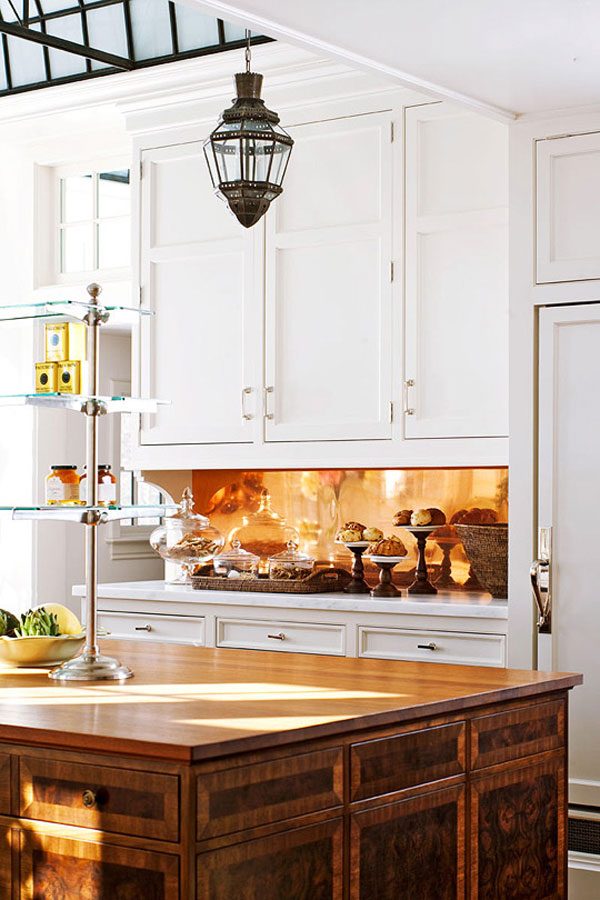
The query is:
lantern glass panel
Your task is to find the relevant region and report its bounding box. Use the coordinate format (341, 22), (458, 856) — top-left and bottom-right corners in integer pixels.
(240, 137), (277, 182)
(214, 139), (242, 183)
(269, 141), (292, 187)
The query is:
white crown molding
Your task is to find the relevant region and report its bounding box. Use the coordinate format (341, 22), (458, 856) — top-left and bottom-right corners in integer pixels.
(176, 0), (516, 122)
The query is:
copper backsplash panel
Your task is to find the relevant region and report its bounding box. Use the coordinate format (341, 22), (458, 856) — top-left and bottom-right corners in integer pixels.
(192, 468), (508, 588)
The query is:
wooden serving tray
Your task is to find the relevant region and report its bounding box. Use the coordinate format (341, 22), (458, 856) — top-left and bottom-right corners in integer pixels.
(191, 567), (352, 594)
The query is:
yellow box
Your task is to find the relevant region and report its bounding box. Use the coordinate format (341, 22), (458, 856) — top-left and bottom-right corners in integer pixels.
(57, 360), (81, 394)
(35, 362), (58, 393)
(45, 322), (87, 363)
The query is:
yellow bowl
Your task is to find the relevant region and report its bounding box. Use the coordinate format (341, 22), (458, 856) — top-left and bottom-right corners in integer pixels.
(0, 634), (85, 667)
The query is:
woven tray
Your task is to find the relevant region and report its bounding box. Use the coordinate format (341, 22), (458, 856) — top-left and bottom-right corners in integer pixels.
(191, 567), (352, 594)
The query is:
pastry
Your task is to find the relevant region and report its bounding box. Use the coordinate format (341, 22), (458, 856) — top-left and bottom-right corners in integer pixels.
(432, 524), (456, 538)
(427, 508), (446, 525)
(362, 526), (383, 542)
(450, 509), (468, 525)
(368, 535), (407, 557)
(392, 509), (412, 526)
(452, 507), (498, 525)
(337, 528), (364, 542)
(343, 520), (366, 533)
(410, 509), (432, 526)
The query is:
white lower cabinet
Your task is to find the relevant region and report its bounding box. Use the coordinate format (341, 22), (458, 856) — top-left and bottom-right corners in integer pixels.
(216, 617), (346, 656)
(358, 626), (506, 667)
(97, 611), (205, 645)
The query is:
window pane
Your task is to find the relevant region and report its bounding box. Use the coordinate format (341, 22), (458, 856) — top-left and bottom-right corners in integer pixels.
(45, 15), (87, 79)
(98, 217), (130, 269)
(61, 174), (93, 223)
(6, 28), (46, 87)
(174, 6), (219, 52)
(86, 5), (128, 70)
(61, 223), (94, 273)
(130, 0), (173, 60)
(223, 22), (247, 42)
(98, 170), (130, 217)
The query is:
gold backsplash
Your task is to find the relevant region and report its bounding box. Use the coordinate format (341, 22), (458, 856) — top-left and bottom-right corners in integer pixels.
(192, 468), (508, 588)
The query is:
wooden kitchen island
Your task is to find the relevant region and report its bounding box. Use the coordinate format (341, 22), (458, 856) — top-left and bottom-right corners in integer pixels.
(0, 641), (581, 899)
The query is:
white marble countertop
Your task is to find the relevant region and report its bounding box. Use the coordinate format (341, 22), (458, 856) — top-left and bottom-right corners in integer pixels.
(73, 580), (508, 619)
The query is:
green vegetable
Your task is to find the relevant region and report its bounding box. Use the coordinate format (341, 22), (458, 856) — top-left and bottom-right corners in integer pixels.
(15, 607), (60, 637)
(0, 609), (18, 637)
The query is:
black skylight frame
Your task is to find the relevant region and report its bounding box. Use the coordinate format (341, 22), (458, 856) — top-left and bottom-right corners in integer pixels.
(0, 1), (272, 97)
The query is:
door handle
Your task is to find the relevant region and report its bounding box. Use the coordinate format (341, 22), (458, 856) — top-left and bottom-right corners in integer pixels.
(264, 386), (274, 420)
(403, 379), (415, 416)
(531, 526), (552, 634)
(241, 386), (253, 421)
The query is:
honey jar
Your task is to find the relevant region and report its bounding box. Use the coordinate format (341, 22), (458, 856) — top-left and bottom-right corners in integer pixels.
(35, 362), (58, 393)
(57, 361), (81, 394)
(45, 322), (86, 362)
(45, 466), (80, 506)
(80, 465), (117, 506)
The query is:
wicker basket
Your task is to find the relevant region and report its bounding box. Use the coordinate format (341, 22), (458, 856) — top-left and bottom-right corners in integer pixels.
(455, 523), (508, 599)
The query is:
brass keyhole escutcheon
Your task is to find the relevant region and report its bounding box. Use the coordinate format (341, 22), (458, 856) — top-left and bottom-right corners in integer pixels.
(82, 789), (97, 808)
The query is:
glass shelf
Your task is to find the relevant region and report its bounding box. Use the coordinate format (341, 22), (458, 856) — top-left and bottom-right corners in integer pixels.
(0, 393), (167, 414)
(0, 300), (153, 324)
(0, 504), (178, 524)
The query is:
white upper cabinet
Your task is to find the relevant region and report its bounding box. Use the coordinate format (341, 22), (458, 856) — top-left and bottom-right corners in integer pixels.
(139, 143), (260, 445)
(537, 132), (600, 283)
(404, 104), (508, 439)
(264, 113), (393, 442)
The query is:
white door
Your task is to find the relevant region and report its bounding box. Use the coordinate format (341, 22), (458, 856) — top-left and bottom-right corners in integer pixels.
(264, 113), (393, 442)
(404, 103), (508, 439)
(537, 132), (600, 283)
(139, 142), (260, 445)
(538, 303), (600, 812)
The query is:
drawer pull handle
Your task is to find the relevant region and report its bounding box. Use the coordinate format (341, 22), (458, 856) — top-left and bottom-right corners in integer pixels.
(267, 632), (286, 641)
(417, 642), (438, 651)
(135, 624), (152, 632)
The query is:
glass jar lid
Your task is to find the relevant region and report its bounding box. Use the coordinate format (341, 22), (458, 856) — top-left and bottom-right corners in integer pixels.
(218, 539), (259, 565)
(168, 486), (210, 530)
(268, 540), (314, 565)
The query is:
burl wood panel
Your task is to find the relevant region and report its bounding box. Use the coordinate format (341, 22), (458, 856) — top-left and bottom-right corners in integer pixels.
(471, 756), (565, 899)
(350, 785), (465, 899)
(350, 721), (466, 802)
(197, 819), (343, 900)
(197, 747), (343, 839)
(471, 699), (565, 770)
(0, 751), (10, 813)
(19, 756), (179, 842)
(19, 831), (179, 900)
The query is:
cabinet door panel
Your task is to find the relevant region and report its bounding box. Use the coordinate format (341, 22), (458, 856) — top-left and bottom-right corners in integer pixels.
(537, 132), (600, 283)
(351, 785), (465, 899)
(20, 830), (179, 899)
(140, 142), (259, 446)
(0, 825), (12, 898)
(197, 819), (343, 900)
(405, 104), (508, 439)
(265, 113), (393, 443)
(471, 756), (565, 899)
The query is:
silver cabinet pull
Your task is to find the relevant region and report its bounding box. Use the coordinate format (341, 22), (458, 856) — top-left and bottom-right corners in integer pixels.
(264, 386), (274, 420)
(135, 624), (152, 632)
(267, 632), (286, 640)
(417, 642), (437, 651)
(403, 379), (415, 415)
(531, 526), (552, 634)
(241, 386), (253, 421)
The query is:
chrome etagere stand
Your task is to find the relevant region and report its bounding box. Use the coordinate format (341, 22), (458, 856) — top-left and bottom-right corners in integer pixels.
(0, 283), (177, 681)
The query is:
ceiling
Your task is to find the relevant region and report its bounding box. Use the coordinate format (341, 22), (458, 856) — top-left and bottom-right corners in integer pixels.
(180, 0), (600, 119)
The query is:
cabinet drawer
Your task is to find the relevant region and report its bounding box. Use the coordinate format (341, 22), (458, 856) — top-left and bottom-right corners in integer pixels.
(197, 747), (343, 839)
(98, 611), (205, 645)
(358, 626), (506, 667)
(0, 753), (10, 813)
(350, 722), (466, 802)
(471, 699), (565, 769)
(217, 617), (346, 656)
(19, 756), (179, 842)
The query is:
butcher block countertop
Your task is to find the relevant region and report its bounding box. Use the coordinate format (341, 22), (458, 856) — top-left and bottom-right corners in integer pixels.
(0, 639), (581, 762)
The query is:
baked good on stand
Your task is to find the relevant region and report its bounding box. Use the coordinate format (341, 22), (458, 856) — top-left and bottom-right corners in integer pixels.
(362, 526), (383, 542)
(410, 509), (433, 527)
(392, 509), (412, 526)
(367, 535), (407, 557)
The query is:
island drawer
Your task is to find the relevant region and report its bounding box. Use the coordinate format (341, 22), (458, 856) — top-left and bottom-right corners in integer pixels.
(0, 753), (10, 813)
(216, 617), (346, 656)
(97, 610), (205, 645)
(471, 698), (565, 769)
(358, 626), (506, 667)
(350, 722), (466, 801)
(197, 747), (344, 839)
(19, 756), (180, 841)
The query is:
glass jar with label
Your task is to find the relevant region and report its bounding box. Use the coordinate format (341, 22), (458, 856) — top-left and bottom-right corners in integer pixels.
(80, 465), (117, 507)
(45, 465), (80, 506)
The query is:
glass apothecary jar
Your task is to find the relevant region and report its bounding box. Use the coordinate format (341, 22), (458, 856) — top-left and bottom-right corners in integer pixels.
(268, 541), (314, 581)
(150, 487), (224, 583)
(228, 488), (298, 570)
(213, 539), (259, 580)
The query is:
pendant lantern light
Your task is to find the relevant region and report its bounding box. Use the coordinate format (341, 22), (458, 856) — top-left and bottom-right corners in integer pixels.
(203, 30), (294, 228)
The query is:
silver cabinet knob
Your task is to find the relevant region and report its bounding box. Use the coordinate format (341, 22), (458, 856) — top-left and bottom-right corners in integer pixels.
(135, 624), (152, 632)
(417, 642), (437, 651)
(267, 632), (286, 641)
